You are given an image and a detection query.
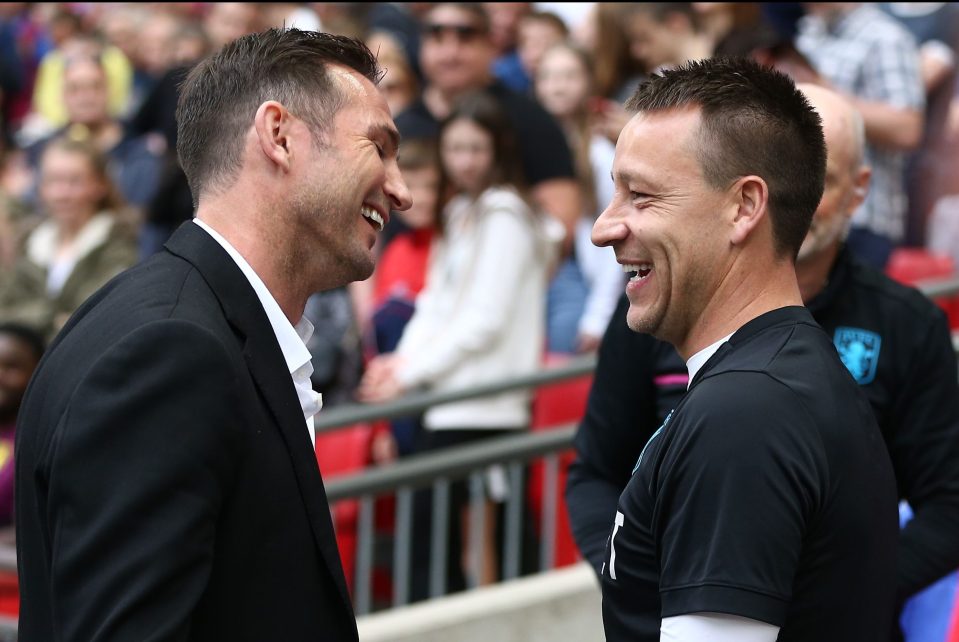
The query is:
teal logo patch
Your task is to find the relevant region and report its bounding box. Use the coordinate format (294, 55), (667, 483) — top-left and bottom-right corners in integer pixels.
(834, 327), (881, 385)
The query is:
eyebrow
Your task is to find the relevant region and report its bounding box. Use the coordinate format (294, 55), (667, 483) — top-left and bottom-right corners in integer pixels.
(370, 123), (401, 154)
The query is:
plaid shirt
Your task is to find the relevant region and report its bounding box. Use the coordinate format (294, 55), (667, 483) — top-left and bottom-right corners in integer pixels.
(797, 4), (925, 242)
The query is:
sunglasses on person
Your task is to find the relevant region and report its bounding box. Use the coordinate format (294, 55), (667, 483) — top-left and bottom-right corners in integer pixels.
(422, 22), (486, 41)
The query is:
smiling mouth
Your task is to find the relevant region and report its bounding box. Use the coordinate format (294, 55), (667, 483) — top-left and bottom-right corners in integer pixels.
(361, 205), (384, 232)
(622, 263), (652, 282)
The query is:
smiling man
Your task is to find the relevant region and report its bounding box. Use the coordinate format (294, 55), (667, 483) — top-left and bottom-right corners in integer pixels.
(589, 58), (898, 642)
(15, 29), (411, 641)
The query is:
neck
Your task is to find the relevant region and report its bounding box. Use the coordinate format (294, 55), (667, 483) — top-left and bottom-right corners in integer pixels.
(75, 120), (121, 150)
(796, 243), (841, 303)
(58, 212), (96, 243)
(676, 256), (802, 360)
(196, 205), (306, 327)
(425, 78), (491, 119)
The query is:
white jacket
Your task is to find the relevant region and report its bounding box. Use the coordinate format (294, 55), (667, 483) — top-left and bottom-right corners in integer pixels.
(396, 186), (560, 430)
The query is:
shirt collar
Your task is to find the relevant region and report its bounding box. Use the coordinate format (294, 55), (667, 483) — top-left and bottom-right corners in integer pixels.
(685, 332), (735, 389)
(193, 219), (313, 375)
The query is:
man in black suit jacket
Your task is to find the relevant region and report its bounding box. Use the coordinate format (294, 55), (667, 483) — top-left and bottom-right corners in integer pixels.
(15, 29), (411, 641)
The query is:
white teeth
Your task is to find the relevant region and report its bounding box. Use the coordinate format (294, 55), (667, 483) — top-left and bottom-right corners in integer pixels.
(622, 263), (652, 282)
(361, 206), (384, 232)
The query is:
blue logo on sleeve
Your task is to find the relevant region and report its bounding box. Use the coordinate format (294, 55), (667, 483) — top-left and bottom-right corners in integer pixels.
(834, 327), (882, 385)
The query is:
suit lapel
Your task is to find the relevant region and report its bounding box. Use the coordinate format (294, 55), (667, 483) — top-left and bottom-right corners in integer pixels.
(164, 223), (355, 617)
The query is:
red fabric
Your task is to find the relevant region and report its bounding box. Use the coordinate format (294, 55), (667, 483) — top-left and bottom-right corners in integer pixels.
(373, 229), (434, 307)
(885, 248), (959, 329)
(528, 353), (594, 568)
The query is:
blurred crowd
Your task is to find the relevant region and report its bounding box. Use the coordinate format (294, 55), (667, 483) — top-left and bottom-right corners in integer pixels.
(1, 1), (959, 545)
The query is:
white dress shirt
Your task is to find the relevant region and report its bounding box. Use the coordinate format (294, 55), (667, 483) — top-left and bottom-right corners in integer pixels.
(194, 219), (322, 446)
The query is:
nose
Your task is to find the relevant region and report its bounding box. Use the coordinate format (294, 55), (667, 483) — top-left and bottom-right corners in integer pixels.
(385, 161), (412, 212)
(591, 201), (627, 248)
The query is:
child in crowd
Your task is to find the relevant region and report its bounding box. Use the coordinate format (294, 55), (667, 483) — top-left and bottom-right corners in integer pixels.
(0, 137), (136, 341)
(359, 90), (561, 597)
(535, 42), (624, 353)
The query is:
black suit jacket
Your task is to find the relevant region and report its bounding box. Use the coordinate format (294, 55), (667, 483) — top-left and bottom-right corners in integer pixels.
(15, 222), (358, 641)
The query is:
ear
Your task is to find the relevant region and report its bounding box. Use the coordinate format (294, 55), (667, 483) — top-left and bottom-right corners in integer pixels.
(849, 164), (871, 212)
(728, 175), (769, 246)
(253, 101), (293, 173)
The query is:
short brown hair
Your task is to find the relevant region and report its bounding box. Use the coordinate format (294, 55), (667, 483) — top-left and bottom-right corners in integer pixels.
(625, 57), (826, 259)
(176, 28), (381, 206)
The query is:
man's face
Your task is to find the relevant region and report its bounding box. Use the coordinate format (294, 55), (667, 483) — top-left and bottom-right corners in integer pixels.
(0, 334), (39, 422)
(797, 113), (860, 262)
(287, 67), (412, 289)
(63, 59), (109, 126)
(420, 6), (495, 96)
(592, 108), (731, 348)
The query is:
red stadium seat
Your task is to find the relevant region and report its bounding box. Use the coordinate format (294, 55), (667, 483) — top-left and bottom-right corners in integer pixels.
(315, 423), (374, 593)
(528, 354), (594, 568)
(0, 571), (17, 618)
(886, 248), (959, 329)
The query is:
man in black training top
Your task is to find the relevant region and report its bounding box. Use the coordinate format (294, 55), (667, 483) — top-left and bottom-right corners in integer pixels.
(568, 77), (959, 641)
(588, 58), (898, 641)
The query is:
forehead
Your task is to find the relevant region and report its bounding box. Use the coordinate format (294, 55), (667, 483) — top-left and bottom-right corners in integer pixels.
(614, 108), (703, 182)
(329, 66), (400, 142)
(64, 61), (105, 85)
(540, 47), (581, 70)
(41, 147), (93, 172)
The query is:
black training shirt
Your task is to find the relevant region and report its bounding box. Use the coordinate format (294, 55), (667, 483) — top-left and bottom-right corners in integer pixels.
(600, 306), (898, 642)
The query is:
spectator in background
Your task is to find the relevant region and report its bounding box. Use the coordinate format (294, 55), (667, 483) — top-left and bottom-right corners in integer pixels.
(0, 322), (44, 527)
(394, 2), (581, 255)
(26, 54), (163, 211)
(517, 11), (568, 89)
(202, 2), (261, 51)
(623, 3), (712, 74)
(366, 29), (420, 116)
(31, 29), (133, 134)
(880, 2), (959, 246)
(577, 3), (647, 146)
(575, 3), (645, 103)
(485, 2), (532, 93)
(0, 4), (53, 136)
(359, 91), (562, 598)
(797, 2), (925, 269)
(0, 138), (137, 341)
(535, 43), (623, 354)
